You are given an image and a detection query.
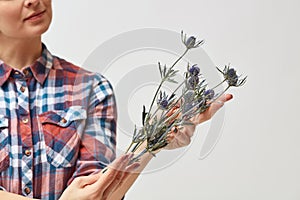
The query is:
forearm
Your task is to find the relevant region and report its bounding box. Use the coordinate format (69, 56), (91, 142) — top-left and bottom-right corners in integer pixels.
(0, 191), (38, 200)
(109, 142), (158, 200)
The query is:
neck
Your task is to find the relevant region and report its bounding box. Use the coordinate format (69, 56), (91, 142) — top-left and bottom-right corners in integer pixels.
(0, 36), (42, 70)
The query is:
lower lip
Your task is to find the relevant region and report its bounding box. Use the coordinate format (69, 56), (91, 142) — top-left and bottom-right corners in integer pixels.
(25, 11), (45, 22)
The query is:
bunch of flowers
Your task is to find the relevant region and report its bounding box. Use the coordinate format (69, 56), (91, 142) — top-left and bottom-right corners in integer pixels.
(126, 31), (247, 161)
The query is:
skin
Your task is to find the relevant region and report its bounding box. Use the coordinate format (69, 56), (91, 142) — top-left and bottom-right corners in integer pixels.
(0, 0), (233, 199)
(0, 0), (52, 69)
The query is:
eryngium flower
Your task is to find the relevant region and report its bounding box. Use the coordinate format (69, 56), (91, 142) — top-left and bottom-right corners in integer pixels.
(204, 89), (215, 100)
(217, 65), (247, 87)
(188, 64), (200, 76)
(157, 91), (175, 109)
(185, 36), (196, 49)
(188, 75), (199, 89)
(181, 31), (204, 49)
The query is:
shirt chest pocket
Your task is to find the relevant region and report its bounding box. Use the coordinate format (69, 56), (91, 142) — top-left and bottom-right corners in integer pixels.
(0, 115), (9, 172)
(39, 106), (87, 168)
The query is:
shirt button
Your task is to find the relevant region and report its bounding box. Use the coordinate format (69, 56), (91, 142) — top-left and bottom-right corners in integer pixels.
(14, 71), (20, 75)
(22, 118), (29, 124)
(24, 187), (31, 195)
(20, 86), (26, 93)
(24, 149), (31, 156)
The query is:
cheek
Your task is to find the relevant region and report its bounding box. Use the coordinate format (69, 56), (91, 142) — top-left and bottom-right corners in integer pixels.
(0, 7), (21, 32)
(43, 0), (53, 23)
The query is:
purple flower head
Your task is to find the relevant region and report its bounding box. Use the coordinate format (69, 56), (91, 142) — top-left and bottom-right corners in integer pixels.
(159, 99), (169, 109)
(188, 64), (200, 76)
(185, 36), (196, 49)
(217, 65), (247, 87)
(181, 31), (205, 49)
(227, 68), (237, 78)
(188, 75), (199, 88)
(204, 89), (215, 100)
(157, 91), (174, 110)
(226, 68), (238, 86)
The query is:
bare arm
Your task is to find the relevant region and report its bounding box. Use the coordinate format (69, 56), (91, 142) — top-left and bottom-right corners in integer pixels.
(108, 142), (156, 200)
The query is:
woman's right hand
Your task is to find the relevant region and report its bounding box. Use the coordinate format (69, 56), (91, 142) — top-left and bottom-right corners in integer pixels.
(59, 153), (139, 200)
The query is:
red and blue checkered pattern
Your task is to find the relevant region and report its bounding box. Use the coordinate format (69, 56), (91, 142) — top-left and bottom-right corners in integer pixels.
(0, 44), (117, 200)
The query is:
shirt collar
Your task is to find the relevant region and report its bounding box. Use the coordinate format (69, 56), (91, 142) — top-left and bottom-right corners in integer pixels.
(0, 61), (13, 87)
(0, 43), (54, 87)
(30, 43), (54, 85)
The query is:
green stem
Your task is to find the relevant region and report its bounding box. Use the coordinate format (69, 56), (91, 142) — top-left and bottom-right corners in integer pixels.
(170, 78), (186, 97)
(208, 85), (231, 106)
(126, 141), (134, 153)
(162, 107), (182, 125)
(147, 81), (164, 121)
(211, 79), (227, 90)
(147, 48), (189, 119)
(129, 148), (148, 164)
(170, 48), (189, 71)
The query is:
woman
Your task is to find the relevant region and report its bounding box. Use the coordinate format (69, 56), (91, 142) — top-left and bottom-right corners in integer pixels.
(0, 0), (232, 199)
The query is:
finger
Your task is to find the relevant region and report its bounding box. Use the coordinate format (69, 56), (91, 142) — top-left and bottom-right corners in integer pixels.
(210, 94), (233, 113)
(166, 132), (175, 143)
(224, 93), (233, 102)
(193, 93), (233, 124)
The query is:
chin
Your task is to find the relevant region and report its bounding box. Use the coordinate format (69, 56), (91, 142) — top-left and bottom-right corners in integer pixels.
(24, 21), (52, 38)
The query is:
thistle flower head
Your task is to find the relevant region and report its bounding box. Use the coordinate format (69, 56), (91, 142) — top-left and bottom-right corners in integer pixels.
(157, 91), (175, 109)
(185, 36), (196, 49)
(188, 75), (199, 89)
(181, 31), (204, 49)
(204, 89), (215, 100)
(188, 64), (200, 76)
(217, 65), (247, 87)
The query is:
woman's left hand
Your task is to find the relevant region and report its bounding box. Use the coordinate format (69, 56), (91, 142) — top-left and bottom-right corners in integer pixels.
(165, 94), (233, 150)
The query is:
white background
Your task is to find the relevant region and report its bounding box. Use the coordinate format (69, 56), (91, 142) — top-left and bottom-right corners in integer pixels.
(44, 0), (300, 199)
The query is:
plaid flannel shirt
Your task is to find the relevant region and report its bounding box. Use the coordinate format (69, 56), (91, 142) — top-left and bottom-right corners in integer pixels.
(0, 44), (117, 199)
